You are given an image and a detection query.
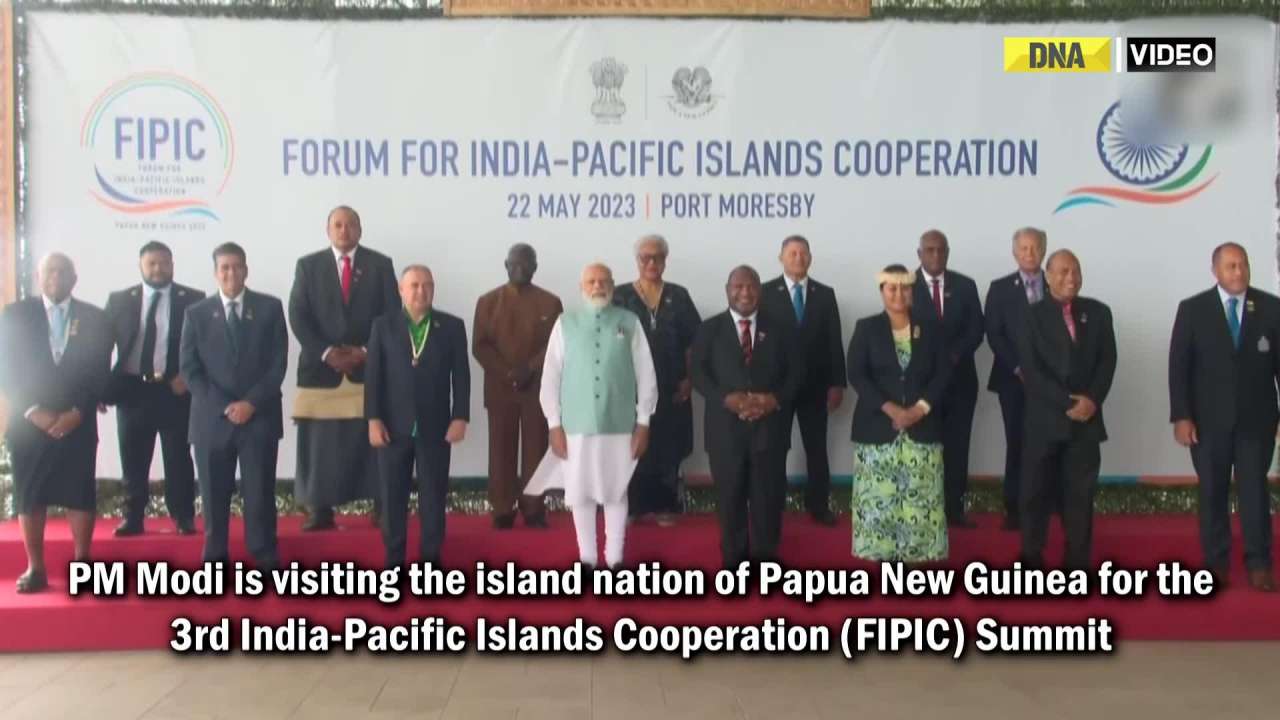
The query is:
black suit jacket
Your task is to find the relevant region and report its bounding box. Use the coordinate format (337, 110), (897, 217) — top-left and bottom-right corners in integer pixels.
(179, 289), (288, 449)
(0, 297), (112, 444)
(1169, 286), (1280, 439)
(365, 309), (471, 441)
(985, 270), (1044, 393)
(691, 311), (801, 457)
(103, 282), (205, 403)
(1018, 296), (1117, 447)
(759, 276), (845, 393)
(913, 269), (983, 389)
(288, 246), (399, 388)
(846, 310), (951, 444)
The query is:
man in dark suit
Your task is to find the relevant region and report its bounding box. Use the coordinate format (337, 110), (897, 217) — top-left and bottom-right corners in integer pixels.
(1169, 243), (1279, 592)
(1018, 250), (1116, 571)
(179, 242), (288, 569)
(104, 241), (204, 537)
(759, 236), (844, 526)
(913, 230), (985, 527)
(693, 265), (801, 569)
(366, 265), (470, 568)
(0, 253), (112, 592)
(984, 227), (1049, 530)
(288, 205), (399, 530)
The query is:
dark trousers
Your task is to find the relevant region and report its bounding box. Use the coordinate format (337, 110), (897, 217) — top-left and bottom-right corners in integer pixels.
(1020, 437), (1100, 569)
(116, 379), (195, 524)
(486, 397), (547, 519)
(378, 434), (451, 567)
(997, 385), (1027, 518)
(941, 377), (978, 520)
(1191, 430), (1275, 571)
(786, 387), (831, 514)
(709, 446), (787, 568)
(194, 431), (279, 564)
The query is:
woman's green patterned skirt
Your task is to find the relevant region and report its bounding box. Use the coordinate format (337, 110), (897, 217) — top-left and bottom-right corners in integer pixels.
(852, 434), (948, 562)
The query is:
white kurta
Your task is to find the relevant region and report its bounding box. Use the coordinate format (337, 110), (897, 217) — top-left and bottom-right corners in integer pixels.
(524, 311), (659, 505)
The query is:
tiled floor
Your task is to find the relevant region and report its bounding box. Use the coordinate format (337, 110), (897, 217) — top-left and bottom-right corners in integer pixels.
(0, 643), (1277, 719)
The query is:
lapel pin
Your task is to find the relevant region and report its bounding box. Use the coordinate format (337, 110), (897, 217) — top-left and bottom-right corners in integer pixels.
(131, 288), (139, 296)
(245, 308), (254, 321)
(1259, 336), (1270, 353)
(1081, 313), (1088, 324)
(69, 318), (80, 338)
(912, 325), (921, 340)
(758, 330), (767, 343)
(1247, 300), (1256, 313)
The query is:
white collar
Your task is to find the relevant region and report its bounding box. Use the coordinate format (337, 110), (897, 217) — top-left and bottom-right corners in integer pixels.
(784, 274), (807, 292)
(42, 295), (71, 312)
(332, 245), (358, 263)
(921, 269), (944, 285)
(143, 283), (171, 299)
(220, 290), (246, 307)
(1217, 285), (1245, 305)
(729, 308), (758, 325)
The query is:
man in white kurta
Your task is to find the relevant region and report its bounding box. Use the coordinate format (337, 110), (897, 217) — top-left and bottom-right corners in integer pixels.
(526, 263), (658, 568)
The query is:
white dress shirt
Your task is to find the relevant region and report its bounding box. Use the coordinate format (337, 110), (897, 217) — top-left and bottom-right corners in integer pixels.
(126, 284), (171, 376)
(1217, 284), (1245, 328)
(922, 269), (945, 315)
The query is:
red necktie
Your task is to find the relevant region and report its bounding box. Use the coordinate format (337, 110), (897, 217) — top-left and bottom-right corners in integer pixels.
(739, 318), (753, 366)
(1063, 302), (1077, 342)
(340, 255), (353, 305)
(931, 278), (943, 319)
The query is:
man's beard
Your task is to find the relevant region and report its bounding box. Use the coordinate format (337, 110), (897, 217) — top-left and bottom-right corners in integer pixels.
(143, 276), (172, 290)
(583, 291), (613, 310)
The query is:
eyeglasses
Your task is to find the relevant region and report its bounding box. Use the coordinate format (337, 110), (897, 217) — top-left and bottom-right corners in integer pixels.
(638, 254), (666, 265)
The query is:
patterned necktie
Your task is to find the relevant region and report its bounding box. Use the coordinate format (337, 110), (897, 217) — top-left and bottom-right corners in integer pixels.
(340, 255), (353, 305)
(792, 283), (804, 323)
(49, 304), (67, 363)
(1227, 297), (1241, 349)
(931, 278), (943, 319)
(140, 290), (161, 378)
(1026, 276), (1041, 303)
(739, 318), (753, 366)
(1063, 302), (1077, 343)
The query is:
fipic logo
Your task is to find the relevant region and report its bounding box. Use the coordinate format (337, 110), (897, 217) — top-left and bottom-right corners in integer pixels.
(82, 73), (234, 229)
(1054, 100), (1217, 213)
(1126, 37), (1216, 72)
(1004, 37), (1112, 73)
(667, 66), (718, 118)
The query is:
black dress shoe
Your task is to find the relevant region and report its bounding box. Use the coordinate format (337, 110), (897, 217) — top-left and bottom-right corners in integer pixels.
(1001, 515), (1020, 531)
(254, 557), (280, 574)
(810, 508), (838, 527)
(114, 520), (144, 537)
(1209, 566), (1231, 590)
(301, 513), (336, 532)
(16, 569), (49, 594)
(493, 513), (516, 530)
(174, 519), (198, 536)
(523, 513), (549, 529)
(1017, 554), (1044, 570)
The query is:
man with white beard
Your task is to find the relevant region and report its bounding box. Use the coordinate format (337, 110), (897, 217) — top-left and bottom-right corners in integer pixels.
(525, 263), (658, 569)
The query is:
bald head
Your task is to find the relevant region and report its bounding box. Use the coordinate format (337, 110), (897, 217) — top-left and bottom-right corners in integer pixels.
(1044, 249), (1082, 302)
(39, 253), (77, 303)
(581, 263), (615, 309)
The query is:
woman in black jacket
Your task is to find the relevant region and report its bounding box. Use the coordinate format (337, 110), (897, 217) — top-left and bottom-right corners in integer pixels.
(846, 264), (951, 562)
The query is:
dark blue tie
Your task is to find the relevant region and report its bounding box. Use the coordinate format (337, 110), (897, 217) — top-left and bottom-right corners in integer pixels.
(1227, 297), (1241, 349)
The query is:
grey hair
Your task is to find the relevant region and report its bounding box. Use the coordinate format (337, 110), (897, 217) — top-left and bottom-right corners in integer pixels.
(1012, 226), (1047, 253)
(401, 264), (433, 279)
(634, 234), (669, 257)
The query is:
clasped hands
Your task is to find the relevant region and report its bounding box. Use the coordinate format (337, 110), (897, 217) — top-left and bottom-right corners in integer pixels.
(324, 345), (368, 376)
(881, 402), (926, 432)
(27, 406), (83, 440)
(725, 391), (779, 422)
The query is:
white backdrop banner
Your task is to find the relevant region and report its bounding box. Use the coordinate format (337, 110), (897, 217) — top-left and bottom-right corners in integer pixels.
(22, 13), (1279, 480)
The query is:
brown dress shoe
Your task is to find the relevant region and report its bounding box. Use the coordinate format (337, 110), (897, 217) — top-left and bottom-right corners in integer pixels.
(1209, 566), (1230, 590)
(1248, 569), (1275, 592)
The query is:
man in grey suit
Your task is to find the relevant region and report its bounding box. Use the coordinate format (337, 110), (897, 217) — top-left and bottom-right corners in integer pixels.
(180, 242), (288, 569)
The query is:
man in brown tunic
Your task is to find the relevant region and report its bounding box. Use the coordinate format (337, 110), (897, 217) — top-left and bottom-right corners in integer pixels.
(472, 243), (563, 528)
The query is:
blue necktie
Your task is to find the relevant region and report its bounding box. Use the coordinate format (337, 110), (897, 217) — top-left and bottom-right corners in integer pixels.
(49, 304), (67, 362)
(1227, 297), (1241, 349)
(792, 283), (805, 323)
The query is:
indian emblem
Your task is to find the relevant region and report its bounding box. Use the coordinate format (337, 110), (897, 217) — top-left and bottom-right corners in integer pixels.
(590, 58), (628, 124)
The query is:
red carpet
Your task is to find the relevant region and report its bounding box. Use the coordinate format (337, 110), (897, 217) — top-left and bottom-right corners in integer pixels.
(1, 513), (1278, 652)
